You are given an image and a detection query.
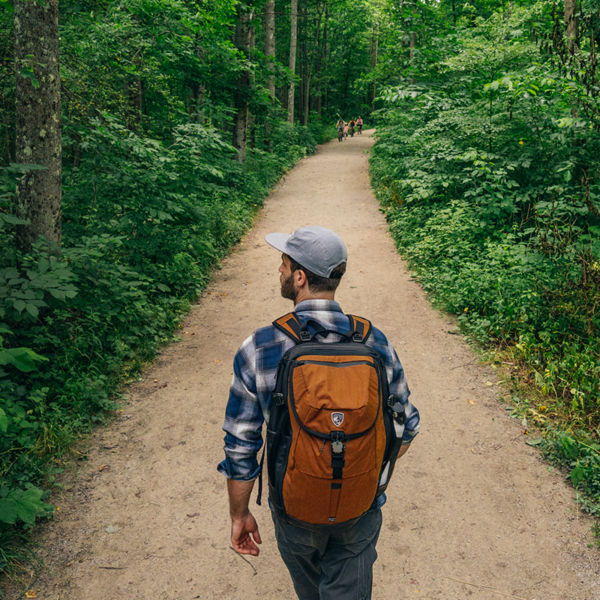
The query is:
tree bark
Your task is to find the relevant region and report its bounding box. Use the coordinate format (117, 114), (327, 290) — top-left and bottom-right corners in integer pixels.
(233, 5), (254, 163)
(370, 21), (379, 110)
(314, 1), (324, 116)
(320, 2), (329, 114)
(302, 72), (310, 126)
(264, 0), (276, 100)
(300, 0), (309, 125)
(564, 0), (578, 55)
(287, 0), (298, 124)
(14, 0), (62, 251)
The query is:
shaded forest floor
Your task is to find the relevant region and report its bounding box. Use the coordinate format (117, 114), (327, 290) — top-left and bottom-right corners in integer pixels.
(7, 130), (600, 600)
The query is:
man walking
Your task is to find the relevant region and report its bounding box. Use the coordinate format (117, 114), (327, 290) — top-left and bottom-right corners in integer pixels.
(218, 225), (420, 599)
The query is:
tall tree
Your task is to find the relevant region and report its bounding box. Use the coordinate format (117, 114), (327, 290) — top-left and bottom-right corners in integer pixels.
(264, 0), (276, 100)
(288, 0), (298, 123)
(564, 0), (579, 56)
(233, 4), (255, 162)
(370, 20), (379, 110)
(14, 0), (62, 251)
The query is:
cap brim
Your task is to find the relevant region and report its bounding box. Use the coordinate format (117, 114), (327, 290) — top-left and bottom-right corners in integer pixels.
(265, 232), (291, 254)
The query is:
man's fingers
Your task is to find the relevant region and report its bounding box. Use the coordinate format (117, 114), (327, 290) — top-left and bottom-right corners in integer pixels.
(232, 536), (260, 556)
(252, 528), (262, 545)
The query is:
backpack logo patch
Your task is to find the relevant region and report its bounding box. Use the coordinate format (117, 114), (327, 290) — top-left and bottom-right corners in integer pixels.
(331, 412), (344, 427)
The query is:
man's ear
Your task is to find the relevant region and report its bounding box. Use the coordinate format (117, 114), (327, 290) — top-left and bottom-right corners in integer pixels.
(294, 268), (308, 288)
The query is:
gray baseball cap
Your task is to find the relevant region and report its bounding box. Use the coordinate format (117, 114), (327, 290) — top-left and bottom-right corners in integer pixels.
(265, 226), (348, 278)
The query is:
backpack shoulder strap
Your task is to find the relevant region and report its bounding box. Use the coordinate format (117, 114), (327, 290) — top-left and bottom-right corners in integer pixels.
(273, 312), (306, 343)
(347, 314), (373, 343)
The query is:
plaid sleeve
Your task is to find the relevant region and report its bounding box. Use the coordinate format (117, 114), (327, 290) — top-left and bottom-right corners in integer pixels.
(369, 328), (420, 444)
(217, 334), (264, 480)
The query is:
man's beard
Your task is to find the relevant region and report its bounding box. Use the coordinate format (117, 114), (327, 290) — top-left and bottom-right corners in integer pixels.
(281, 273), (297, 302)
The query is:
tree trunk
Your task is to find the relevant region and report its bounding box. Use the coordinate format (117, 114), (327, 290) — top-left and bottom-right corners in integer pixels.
(303, 72), (310, 126)
(247, 21), (256, 149)
(287, 0), (298, 124)
(300, 0), (310, 125)
(314, 1), (324, 116)
(264, 0), (276, 100)
(322, 1), (329, 113)
(370, 21), (379, 110)
(14, 0), (62, 251)
(564, 0), (578, 56)
(233, 5), (254, 163)
(263, 0), (276, 151)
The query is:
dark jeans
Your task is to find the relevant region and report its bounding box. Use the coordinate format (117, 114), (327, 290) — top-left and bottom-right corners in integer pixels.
(270, 507), (383, 600)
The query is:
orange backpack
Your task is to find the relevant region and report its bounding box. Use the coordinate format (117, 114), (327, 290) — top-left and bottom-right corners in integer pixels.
(262, 312), (405, 525)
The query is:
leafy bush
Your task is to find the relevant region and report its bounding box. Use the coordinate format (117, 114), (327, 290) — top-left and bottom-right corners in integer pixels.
(371, 2), (600, 512)
(0, 110), (321, 572)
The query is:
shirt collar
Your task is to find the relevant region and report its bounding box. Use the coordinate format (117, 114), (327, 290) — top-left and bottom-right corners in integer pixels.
(294, 299), (344, 314)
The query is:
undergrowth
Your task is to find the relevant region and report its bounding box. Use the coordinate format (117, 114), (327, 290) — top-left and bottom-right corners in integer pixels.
(370, 3), (599, 524)
(0, 117), (330, 585)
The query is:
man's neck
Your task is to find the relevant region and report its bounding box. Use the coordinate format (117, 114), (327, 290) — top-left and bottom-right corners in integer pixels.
(293, 290), (335, 306)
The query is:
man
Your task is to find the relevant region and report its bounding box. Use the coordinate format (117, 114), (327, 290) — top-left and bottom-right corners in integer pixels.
(218, 225), (420, 599)
(357, 116), (363, 134)
(335, 117), (345, 142)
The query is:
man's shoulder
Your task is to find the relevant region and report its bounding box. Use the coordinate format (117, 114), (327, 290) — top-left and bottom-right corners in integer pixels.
(239, 321), (292, 353)
(237, 323), (293, 375)
(366, 323), (391, 346)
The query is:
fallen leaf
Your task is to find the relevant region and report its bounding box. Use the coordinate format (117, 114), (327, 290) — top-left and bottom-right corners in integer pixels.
(25, 592), (37, 599)
(467, 399), (476, 406)
(214, 359), (221, 364)
(98, 464), (107, 471)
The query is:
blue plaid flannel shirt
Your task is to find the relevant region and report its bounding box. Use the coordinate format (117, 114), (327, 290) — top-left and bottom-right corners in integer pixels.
(217, 299), (420, 483)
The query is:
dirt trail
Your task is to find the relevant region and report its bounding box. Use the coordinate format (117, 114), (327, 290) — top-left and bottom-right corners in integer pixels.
(19, 131), (600, 600)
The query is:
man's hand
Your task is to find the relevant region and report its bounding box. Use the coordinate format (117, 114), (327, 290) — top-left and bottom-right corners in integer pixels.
(227, 478), (262, 556)
(231, 512), (262, 556)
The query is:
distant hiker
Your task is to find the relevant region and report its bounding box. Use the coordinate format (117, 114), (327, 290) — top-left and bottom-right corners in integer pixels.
(343, 121), (349, 139)
(357, 116), (363, 134)
(336, 118), (345, 142)
(349, 118), (356, 137)
(218, 226), (420, 599)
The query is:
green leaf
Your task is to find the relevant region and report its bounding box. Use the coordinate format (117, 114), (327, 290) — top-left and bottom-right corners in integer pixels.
(0, 486), (53, 526)
(1, 213), (29, 225)
(19, 68), (40, 89)
(0, 347), (48, 372)
(25, 303), (39, 319)
(570, 464), (586, 488)
(0, 498), (18, 525)
(0, 407), (8, 433)
(13, 299), (26, 313)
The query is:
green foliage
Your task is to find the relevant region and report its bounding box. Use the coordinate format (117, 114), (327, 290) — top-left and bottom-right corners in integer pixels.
(1, 0), (326, 574)
(537, 431), (600, 516)
(371, 1), (600, 513)
(0, 485), (53, 527)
